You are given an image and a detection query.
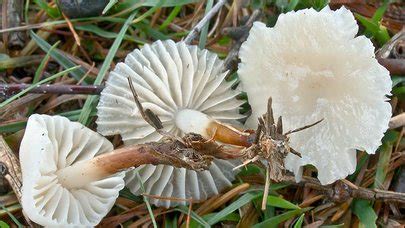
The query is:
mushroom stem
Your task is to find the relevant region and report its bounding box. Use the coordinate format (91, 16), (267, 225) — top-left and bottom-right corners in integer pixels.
(56, 145), (151, 189)
(56, 141), (213, 189)
(175, 109), (254, 147)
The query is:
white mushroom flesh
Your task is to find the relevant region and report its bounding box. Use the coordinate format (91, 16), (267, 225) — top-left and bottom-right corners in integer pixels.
(20, 114), (125, 226)
(238, 6), (392, 185)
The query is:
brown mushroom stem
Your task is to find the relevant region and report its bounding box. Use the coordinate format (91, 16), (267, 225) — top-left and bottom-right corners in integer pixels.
(56, 138), (216, 189)
(175, 109), (255, 148)
(207, 120), (254, 147)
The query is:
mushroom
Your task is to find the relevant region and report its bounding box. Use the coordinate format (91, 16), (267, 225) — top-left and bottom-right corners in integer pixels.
(96, 40), (247, 207)
(238, 6), (392, 185)
(20, 114), (125, 226)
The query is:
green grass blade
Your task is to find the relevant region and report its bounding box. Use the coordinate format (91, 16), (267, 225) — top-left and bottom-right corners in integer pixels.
(119, 187), (142, 202)
(0, 108), (98, 134)
(141, 0), (198, 6)
(352, 199), (377, 228)
(114, 0), (198, 13)
(24, 0), (30, 24)
(321, 225), (345, 228)
(33, 41), (60, 83)
(267, 195), (300, 210)
(374, 130), (397, 188)
(132, 1), (164, 24)
(75, 25), (146, 43)
(135, 22), (170, 40)
(175, 206), (210, 228)
(27, 41), (60, 115)
(164, 215), (177, 228)
(159, 5), (182, 30)
(293, 214), (304, 228)
(391, 76), (405, 87)
(198, 0), (213, 49)
(0, 66), (80, 109)
(102, 0), (119, 14)
(253, 208), (311, 228)
(355, 13), (390, 45)
(206, 192), (261, 225)
(0, 221), (10, 228)
(0, 55), (42, 70)
(78, 11), (137, 125)
(0, 16), (132, 34)
(0, 204), (22, 227)
(33, 0), (61, 18)
(30, 31), (90, 83)
(0, 121), (27, 134)
(372, 2), (388, 23)
(287, 0), (299, 11)
(136, 173), (157, 228)
(374, 142), (393, 188)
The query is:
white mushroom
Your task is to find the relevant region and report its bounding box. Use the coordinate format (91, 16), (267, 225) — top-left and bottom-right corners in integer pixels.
(20, 114), (125, 226)
(97, 40), (246, 207)
(238, 6), (392, 185)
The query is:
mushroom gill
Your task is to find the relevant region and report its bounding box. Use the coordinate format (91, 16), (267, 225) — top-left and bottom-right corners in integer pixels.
(96, 40), (245, 207)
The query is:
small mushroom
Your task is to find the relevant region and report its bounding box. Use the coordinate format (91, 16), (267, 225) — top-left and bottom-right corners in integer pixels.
(20, 114), (125, 226)
(97, 40), (246, 207)
(238, 7), (392, 184)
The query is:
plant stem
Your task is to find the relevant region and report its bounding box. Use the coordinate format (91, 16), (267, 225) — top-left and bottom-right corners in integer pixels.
(0, 84), (104, 97)
(207, 120), (254, 147)
(56, 136), (217, 189)
(174, 109), (255, 147)
(283, 176), (405, 204)
(0, 136), (35, 226)
(389, 112), (405, 129)
(377, 58), (405, 75)
(184, 0), (227, 44)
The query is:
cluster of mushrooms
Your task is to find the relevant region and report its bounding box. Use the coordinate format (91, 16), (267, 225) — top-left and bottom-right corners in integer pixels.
(19, 7), (392, 226)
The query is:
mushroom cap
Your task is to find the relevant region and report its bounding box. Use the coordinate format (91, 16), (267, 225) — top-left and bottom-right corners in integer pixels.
(20, 114), (125, 226)
(238, 7), (392, 185)
(97, 40), (243, 207)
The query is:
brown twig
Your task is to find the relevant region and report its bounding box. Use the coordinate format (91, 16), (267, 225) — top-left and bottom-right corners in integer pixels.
(283, 176), (405, 204)
(261, 166), (270, 210)
(222, 9), (261, 71)
(284, 118), (324, 136)
(2, 0), (26, 50)
(0, 136), (22, 200)
(184, 0), (227, 44)
(376, 27), (405, 59)
(62, 12), (81, 46)
(378, 58), (405, 75)
(127, 77), (163, 130)
(389, 113), (405, 129)
(0, 84), (104, 98)
(0, 136), (35, 226)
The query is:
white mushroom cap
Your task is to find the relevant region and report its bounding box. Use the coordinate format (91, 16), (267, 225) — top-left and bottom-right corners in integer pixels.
(20, 114), (125, 226)
(97, 40), (244, 207)
(238, 6), (392, 185)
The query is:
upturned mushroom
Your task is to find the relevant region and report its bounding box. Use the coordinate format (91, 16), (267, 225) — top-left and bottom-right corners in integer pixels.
(20, 114), (125, 226)
(97, 40), (247, 207)
(238, 7), (392, 185)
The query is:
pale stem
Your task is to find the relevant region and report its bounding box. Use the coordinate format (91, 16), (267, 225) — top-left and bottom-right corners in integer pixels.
(175, 109), (254, 147)
(56, 144), (157, 189)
